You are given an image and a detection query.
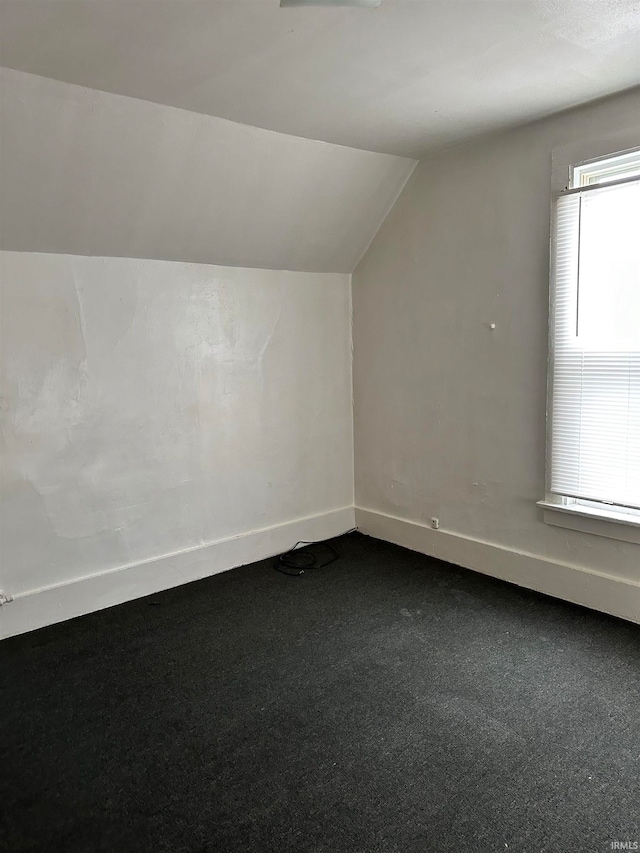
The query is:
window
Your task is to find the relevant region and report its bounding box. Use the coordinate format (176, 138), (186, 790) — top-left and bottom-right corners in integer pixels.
(540, 148), (640, 537)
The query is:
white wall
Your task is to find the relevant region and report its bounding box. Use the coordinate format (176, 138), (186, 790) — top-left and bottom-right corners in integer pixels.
(0, 252), (354, 635)
(0, 69), (415, 273)
(0, 66), (409, 637)
(353, 88), (640, 622)
(1, 67), (637, 635)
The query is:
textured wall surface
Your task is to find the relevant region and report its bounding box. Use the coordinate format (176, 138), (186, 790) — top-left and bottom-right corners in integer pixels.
(0, 69), (415, 273)
(353, 88), (640, 585)
(0, 252), (353, 597)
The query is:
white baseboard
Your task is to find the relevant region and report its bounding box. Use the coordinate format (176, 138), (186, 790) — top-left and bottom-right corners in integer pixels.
(356, 507), (640, 625)
(0, 506), (355, 639)
(4, 504), (636, 638)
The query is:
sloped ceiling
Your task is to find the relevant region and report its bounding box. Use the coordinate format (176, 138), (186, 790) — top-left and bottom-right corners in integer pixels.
(0, 69), (415, 272)
(0, 0), (638, 158)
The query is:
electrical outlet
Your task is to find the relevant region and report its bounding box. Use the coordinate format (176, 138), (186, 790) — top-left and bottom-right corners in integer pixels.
(431, 517), (440, 530)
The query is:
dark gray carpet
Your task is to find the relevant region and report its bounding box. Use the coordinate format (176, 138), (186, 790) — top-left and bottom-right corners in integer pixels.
(1, 532), (638, 853)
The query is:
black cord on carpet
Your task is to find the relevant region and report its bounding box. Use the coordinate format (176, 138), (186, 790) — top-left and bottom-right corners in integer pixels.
(274, 529), (356, 576)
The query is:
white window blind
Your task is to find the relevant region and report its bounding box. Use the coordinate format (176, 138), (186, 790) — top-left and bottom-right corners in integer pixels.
(549, 175), (640, 511)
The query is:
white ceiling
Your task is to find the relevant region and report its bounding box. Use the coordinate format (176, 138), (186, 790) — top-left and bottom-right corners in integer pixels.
(0, 0), (638, 158)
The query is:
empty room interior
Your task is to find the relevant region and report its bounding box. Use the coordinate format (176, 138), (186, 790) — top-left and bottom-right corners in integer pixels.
(1, 1), (639, 851)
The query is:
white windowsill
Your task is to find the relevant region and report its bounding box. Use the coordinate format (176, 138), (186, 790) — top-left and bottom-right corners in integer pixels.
(537, 500), (640, 545)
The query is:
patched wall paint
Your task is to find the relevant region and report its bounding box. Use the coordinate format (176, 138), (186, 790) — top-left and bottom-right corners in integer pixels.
(0, 252), (354, 597)
(0, 69), (415, 273)
(353, 88), (640, 586)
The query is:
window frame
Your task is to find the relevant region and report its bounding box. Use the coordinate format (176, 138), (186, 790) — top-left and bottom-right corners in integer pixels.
(538, 143), (640, 544)
(572, 147), (640, 187)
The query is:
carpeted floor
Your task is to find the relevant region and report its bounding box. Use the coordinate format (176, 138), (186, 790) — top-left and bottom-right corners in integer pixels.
(1, 532), (638, 853)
